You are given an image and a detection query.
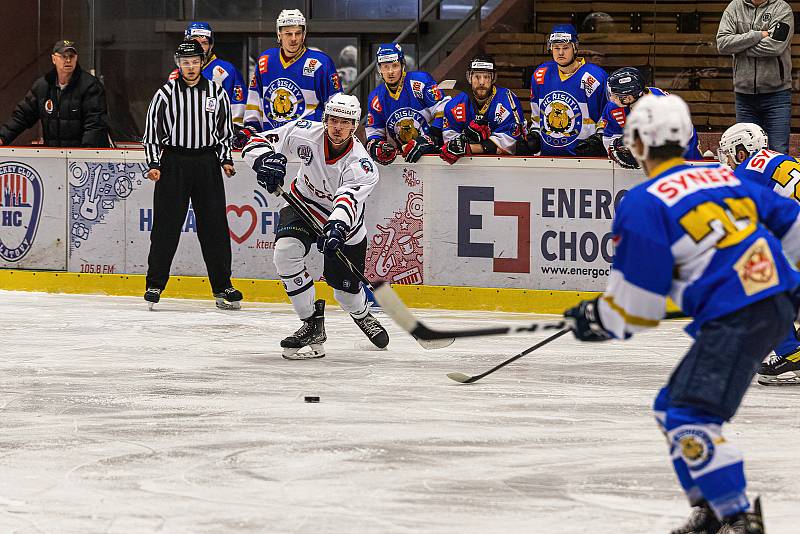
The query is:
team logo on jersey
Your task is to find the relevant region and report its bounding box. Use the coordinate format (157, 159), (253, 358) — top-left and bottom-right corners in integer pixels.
(0, 162), (43, 262)
(411, 80), (425, 100)
(735, 237), (779, 296)
(533, 66), (548, 85)
(386, 108), (426, 145)
(540, 91), (582, 147)
(371, 95), (383, 113)
(674, 428), (715, 471)
(494, 103), (509, 124)
(258, 55), (269, 74)
(265, 78), (305, 122)
(303, 58), (320, 77)
(611, 107), (626, 127)
(745, 148), (781, 172)
(430, 84), (442, 101)
(44, 99), (54, 114)
(205, 97), (217, 112)
(359, 158), (374, 174)
(451, 102), (467, 123)
(581, 73), (600, 97)
(212, 65), (228, 84)
(297, 145), (314, 165)
(331, 73), (341, 91)
(249, 75), (257, 89)
(366, 113), (375, 127)
(233, 85), (244, 102)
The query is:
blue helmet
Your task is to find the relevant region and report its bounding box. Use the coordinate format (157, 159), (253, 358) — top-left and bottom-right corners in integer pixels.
(376, 43), (404, 65)
(185, 22), (213, 46)
(607, 67), (645, 100)
(547, 24), (578, 50)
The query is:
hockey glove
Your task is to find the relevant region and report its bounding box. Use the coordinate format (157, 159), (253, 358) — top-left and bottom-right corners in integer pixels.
(402, 134), (440, 163)
(771, 21), (791, 42)
(439, 135), (471, 165)
(463, 115), (491, 144)
(608, 137), (639, 169)
(519, 128), (542, 155)
(253, 152), (288, 194)
(574, 132), (607, 157)
(367, 138), (398, 166)
(317, 219), (349, 258)
(232, 125), (258, 150)
(564, 297), (613, 342)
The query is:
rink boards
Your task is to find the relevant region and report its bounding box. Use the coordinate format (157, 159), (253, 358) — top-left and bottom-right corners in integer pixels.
(0, 147), (645, 311)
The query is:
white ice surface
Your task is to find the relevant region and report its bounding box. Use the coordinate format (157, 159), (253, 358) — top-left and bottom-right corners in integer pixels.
(0, 290), (798, 534)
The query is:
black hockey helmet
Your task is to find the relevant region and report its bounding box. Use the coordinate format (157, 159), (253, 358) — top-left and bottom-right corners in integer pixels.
(174, 39), (205, 63)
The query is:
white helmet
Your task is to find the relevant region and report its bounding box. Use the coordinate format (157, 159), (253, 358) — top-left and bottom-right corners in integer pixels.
(276, 9), (306, 32)
(623, 93), (693, 162)
(718, 122), (768, 167)
(324, 93), (361, 125)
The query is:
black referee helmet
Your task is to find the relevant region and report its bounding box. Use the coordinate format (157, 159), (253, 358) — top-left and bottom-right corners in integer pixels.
(174, 39), (205, 64)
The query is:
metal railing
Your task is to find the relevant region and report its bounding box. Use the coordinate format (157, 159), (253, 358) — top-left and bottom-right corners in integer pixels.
(346, 0), (487, 95)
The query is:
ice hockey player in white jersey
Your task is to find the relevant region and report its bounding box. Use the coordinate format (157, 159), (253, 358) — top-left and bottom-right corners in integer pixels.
(718, 122), (800, 385)
(565, 94), (800, 533)
(240, 94), (389, 359)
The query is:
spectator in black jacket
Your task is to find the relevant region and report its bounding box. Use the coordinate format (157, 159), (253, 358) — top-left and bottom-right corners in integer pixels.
(0, 40), (109, 147)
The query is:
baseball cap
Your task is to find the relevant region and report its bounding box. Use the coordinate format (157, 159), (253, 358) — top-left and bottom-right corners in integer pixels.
(53, 40), (78, 54)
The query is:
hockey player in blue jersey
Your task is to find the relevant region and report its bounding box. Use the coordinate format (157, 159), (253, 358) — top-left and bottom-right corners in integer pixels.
(244, 9), (340, 132)
(565, 94), (800, 533)
(581, 67), (703, 168)
(439, 55), (525, 165)
(364, 43), (450, 165)
(526, 24), (608, 157)
(168, 22), (247, 127)
(718, 122), (800, 386)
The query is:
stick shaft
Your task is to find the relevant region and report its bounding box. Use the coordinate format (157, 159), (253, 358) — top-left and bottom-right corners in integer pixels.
(463, 329), (570, 383)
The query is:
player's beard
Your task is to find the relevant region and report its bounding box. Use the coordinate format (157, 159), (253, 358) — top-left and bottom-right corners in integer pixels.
(472, 86), (491, 103)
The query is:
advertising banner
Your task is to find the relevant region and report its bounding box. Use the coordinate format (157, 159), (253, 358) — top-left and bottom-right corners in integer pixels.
(0, 150), (67, 270)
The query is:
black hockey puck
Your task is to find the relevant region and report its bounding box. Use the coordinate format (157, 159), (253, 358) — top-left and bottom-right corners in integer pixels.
(304, 396), (320, 403)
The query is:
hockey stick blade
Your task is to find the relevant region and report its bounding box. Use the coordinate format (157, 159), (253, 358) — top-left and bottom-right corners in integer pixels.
(447, 328), (571, 384)
(373, 281), (567, 341)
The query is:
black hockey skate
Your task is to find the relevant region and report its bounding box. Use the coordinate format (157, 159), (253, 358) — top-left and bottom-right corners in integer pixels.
(717, 497), (764, 534)
(353, 312), (389, 349)
(144, 288), (162, 311)
(281, 299), (326, 360)
(757, 351), (800, 385)
(214, 287), (243, 310)
(671, 501), (721, 534)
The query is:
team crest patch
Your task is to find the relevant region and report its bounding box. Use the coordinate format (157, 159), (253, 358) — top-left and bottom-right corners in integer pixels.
(303, 58), (320, 77)
(205, 97), (217, 112)
(540, 90), (582, 148)
(762, 12), (771, 22)
(297, 145), (313, 165)
(265, 78), (305, 122)
(44, 99), (54, 114)
(734, 237), (779, 296)
(366, 113), (375, 127)
(430, 83), (442, 100)
(386, 107), (426, 145)
(233, 85), (244, 102)
(359, 158), (374, 174)
(0, 162), (44, 262)
(674, 428), (715, 471)
(331, 73), (341, 91)
(249, 75), (257, 89)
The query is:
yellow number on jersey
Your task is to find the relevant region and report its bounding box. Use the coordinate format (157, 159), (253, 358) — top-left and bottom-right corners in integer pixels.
(770, 159), (800, 202)
(679, 197), (758, 249)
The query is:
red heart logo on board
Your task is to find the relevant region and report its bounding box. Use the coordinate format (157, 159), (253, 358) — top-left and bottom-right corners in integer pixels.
(227, 204), (257, 244)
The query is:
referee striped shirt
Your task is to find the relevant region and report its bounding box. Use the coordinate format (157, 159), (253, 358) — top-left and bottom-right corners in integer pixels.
(142, 76), (233, 168)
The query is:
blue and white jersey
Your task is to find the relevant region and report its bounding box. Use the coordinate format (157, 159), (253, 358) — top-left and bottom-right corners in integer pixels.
(530, 59), (608, 156)
(441, 87), (525, 154)
(244, 47), (341, 132)
(599, 159), (800, 339)
(598, 87), (702, 160)
(365, 71), (449, 146)
(169, 54), (247, 126)
(735, 148), (800, 202)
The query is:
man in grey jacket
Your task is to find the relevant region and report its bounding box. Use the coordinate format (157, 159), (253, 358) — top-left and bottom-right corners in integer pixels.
(717, 0), (793, 153)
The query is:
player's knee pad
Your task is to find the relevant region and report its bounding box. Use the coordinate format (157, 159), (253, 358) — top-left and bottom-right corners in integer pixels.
(666, 407), (738, 478)
(334, 287), (368, 318)
(274, 237), (307, 276)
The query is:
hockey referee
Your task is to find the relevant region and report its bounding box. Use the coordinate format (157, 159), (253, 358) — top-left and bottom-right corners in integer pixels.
(142, 40), (243, 310)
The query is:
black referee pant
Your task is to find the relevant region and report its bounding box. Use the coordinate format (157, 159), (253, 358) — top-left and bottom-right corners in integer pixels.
(146, 147), (232, 294)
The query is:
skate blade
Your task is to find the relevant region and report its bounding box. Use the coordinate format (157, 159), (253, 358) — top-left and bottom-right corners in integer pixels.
(282, 344), (325, 360)
(147, 302), (156, 311)
(215, 298), (241, 310)
(757, 372), (800, 386)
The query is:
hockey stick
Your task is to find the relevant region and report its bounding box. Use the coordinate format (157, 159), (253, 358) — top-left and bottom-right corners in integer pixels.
(447, 328), (570, 383)
(275, 185), (455, 350)
(373, 281), (688, 342)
